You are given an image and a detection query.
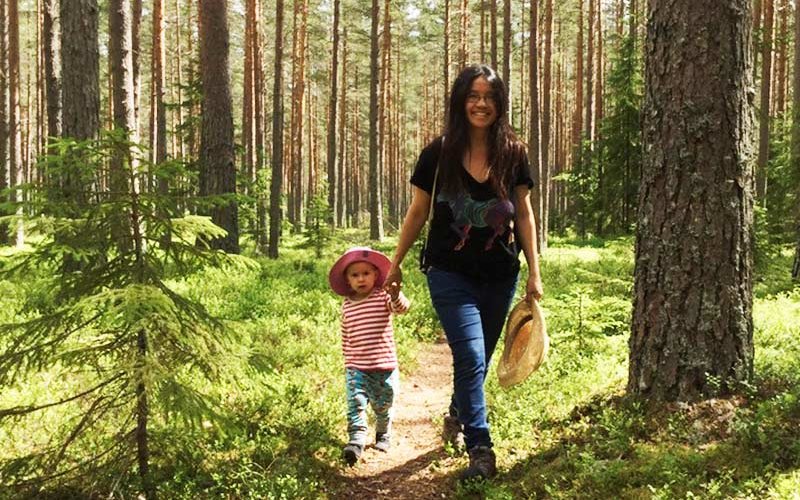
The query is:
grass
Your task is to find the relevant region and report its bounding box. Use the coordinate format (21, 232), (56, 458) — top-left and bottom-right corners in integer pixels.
(1, 230), (800, 498)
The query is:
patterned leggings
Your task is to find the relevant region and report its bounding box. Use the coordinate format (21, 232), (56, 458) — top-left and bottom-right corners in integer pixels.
(345, 368), (399, 446)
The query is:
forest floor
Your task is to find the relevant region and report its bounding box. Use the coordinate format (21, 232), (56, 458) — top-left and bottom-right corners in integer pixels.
(328, 339), (466, 499)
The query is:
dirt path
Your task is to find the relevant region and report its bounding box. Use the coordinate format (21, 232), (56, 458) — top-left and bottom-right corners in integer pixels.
(330, 340), (463, 499)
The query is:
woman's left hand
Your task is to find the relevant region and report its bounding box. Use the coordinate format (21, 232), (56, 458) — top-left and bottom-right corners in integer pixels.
(526, 273), (543, 301)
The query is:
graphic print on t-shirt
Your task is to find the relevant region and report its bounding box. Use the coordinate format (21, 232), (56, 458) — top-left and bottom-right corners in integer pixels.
(436, 190), (515, 253)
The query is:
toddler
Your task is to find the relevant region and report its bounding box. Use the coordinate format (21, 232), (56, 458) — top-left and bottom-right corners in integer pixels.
(328, 246), (410, 466)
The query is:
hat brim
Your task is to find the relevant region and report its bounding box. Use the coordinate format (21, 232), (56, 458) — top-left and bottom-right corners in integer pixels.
(497, 297), (549, 388)
(329, 247), (392, 296)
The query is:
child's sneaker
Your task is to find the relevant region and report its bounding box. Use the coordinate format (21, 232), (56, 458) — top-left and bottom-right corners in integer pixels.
(375, 432), (391, 452)
(342, 443), (363, 466)
(442, 414), (465, 452)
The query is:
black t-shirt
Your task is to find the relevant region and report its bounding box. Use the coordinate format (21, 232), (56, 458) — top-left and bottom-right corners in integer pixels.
(410, 137), (534, 282)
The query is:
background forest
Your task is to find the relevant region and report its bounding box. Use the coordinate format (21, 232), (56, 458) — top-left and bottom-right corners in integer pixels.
(0, 0), (799, 498)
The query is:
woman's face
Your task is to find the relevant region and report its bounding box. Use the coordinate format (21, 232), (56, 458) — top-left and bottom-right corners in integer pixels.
(465, 76), (498, 132)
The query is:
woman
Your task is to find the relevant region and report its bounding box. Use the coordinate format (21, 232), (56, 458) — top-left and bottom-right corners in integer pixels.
(384, 64), (543, 481)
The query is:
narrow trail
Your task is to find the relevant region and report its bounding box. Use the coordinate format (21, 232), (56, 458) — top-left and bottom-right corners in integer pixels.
(330, 340), (464, 499)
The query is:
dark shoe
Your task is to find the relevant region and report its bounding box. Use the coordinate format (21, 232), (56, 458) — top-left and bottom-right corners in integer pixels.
(459, 446), (497, 482)
(342, 443), (363, 466)
(442, 415), (465, 452)
(375, 432), (391, 452)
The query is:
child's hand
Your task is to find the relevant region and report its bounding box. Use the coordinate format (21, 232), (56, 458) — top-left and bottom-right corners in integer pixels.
(384, 280), (401, 301)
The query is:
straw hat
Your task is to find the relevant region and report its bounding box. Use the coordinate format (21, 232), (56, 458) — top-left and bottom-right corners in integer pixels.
(328, 247), (392, 296)
(497, 295), (549, 388)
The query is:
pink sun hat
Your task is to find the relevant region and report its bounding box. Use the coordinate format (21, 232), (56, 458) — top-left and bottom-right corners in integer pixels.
(329, 246), (393, 296)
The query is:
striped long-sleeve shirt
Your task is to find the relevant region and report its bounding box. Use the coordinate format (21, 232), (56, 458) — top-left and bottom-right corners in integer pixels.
(341, 288), (410, 371)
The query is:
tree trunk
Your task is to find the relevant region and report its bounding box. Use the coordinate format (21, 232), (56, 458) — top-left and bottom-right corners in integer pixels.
(585, 0), (595, 143)
(775, 0), (787, 115)
(630, 0), (754, 401)
(573, 0), (584, 156)
(152, 0), (166, 165)
(791, 0), (800, 280)
(9, 0), (23, 247)
(268, 0), (285, 258)
(541, 0), (552, 250)
(490, 0), (497, 69)
(0, 0), (8, 246)
(528, 0), (542, 253)
(756, 0), (773, 202)
(109, 0), (138, 196)
(326, 0), (340, 226)
(289, 0), (307, 227)
(369, 0), (383, 240)
(480, 0), (486, 63)
(199, 0), (239, 253)
(132, 0), (142, 138)
(43, 0), (60, 142)
(444, 0), (450, 117)
(336, 27), (347, 227)
(242, 0), (254, 192)
(61, 0), (100, 141)
(459, 0), (468, 68)
(502, 0), (511, 103)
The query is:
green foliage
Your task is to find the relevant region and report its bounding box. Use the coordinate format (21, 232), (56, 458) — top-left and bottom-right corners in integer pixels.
(0, 135), (248, 496)
(304, 191), (333, 258)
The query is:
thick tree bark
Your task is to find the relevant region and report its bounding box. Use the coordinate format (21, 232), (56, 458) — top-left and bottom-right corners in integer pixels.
(268, 0), (285, 258)
(502, 0), (511, 101)
(61, 0), (100, 141)
(630, 0), (754, 401)
(369, 0), (383, 240)
(199, 0), (239, 253)
(774, 0), (787, 115)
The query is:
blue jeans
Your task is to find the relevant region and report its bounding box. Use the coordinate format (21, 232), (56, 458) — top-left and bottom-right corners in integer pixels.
(427, 267), (518, 449)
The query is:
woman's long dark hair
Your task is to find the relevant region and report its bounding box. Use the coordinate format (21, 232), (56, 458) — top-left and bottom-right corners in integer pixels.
(439, 64), (526, 200)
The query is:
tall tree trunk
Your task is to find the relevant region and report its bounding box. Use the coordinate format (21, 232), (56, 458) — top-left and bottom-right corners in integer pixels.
(444, 0), (450, 117)
(327, 0), (340, 226)
(132, 0), (142, 138)
(791, 0), (800, 280)
(490, 0), (497, 69)
(573, 0), (584, 157)
(541, 0), (552, 249)
(8, 0), (22, 247)
(459, 0), (468, 68)
(199, 0), (239, 253)
(585, 0), (595, 144)
(480, 0), (486, 63)
(109, 0), (138, 193)
(43, 0), (60, 142)
(502, 0), (511, 105)
(756, 0), (773, 202)
(774, 0), (787, 115)
(380, 0), (391, 222)
(0, 0), (7, 245)
(268, 0), (285, 258)
(61, 0), (100, 141)
(289, 0), (307, 227)
(152, 0), (166, 167)
(242, 0), (254, 192)
(336, 27), (347, 227)
(528, 0), (542, 252)
(630, 0), (754, 401)
(369, 0), (383, 240)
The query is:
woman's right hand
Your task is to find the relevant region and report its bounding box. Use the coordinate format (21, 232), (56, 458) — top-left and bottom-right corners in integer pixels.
(384, 266), (403, 293)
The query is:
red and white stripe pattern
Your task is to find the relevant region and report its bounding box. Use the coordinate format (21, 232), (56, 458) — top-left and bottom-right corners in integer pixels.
(341, 289), (410, 371)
